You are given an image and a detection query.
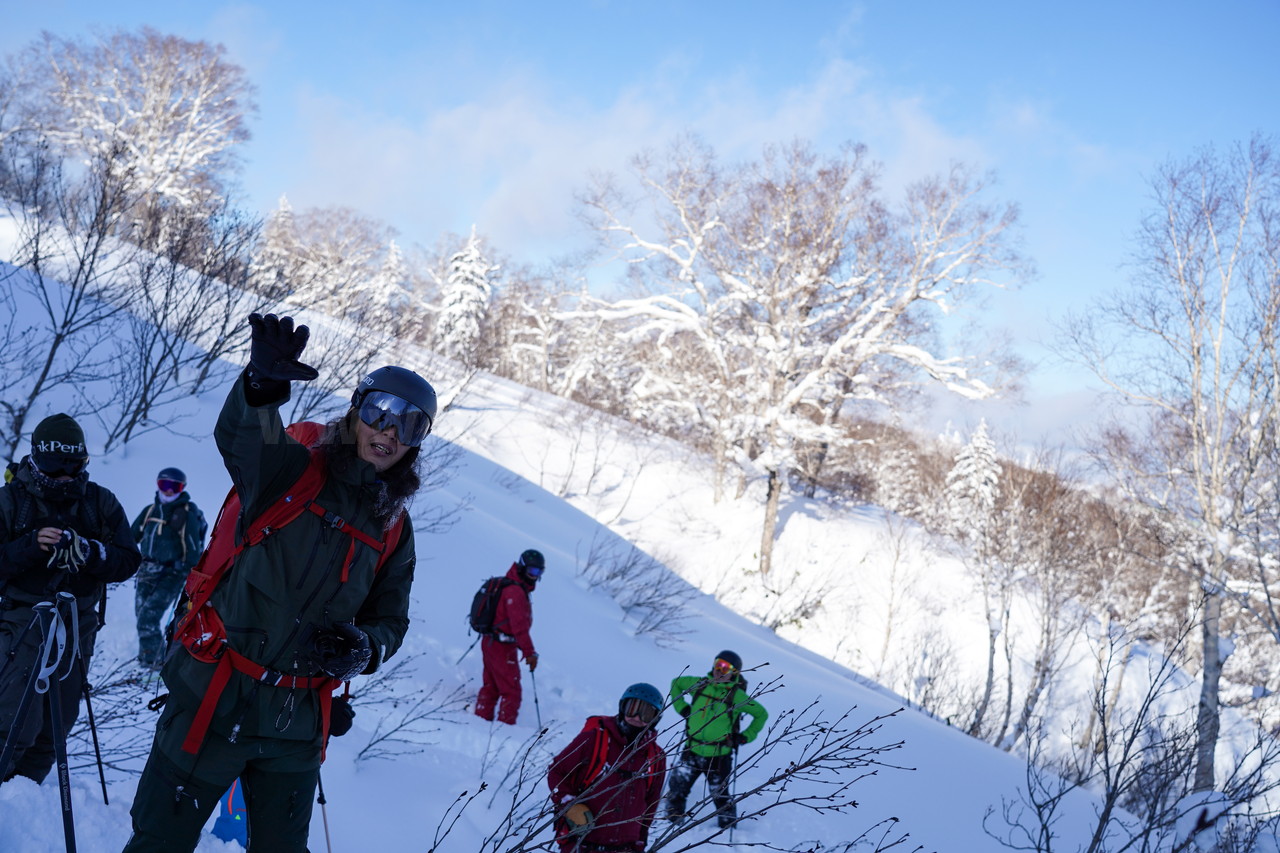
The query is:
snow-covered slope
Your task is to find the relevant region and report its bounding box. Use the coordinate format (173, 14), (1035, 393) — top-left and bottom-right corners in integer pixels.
(0, 258), (1117, 851)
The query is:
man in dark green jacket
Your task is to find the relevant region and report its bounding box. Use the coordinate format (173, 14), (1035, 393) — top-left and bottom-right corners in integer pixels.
(0, 414), (141, 784)
(131, 467), (207, 670)
(664, 649), (768, 829)
(122, 314), (438, 853)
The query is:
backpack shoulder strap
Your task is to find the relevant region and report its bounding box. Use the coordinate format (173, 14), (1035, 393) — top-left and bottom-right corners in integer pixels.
(9, 478), (34, 533)
(374, 512), (408, 574)
(578, 717), (611, 790)
(80, 481), (102, 538)
(181, 424), (329, 620)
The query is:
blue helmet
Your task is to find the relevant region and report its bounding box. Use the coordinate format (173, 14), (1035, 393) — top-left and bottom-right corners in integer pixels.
(618, 682), (663, 725)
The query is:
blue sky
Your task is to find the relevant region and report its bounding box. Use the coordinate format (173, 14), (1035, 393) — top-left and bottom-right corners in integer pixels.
(4, 0), (1279, 444)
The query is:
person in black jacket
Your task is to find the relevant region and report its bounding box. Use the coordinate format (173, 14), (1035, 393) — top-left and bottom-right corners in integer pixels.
(0, 413), (141, 784)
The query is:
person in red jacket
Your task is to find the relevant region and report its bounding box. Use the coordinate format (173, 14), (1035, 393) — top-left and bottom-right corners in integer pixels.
(548, 683), (667, 853)
(474, 549), (543, 724)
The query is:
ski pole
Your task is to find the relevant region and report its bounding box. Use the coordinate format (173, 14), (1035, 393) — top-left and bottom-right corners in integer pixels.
(76, 655), (108, 805)
(728, 746), (737, 843)
(44, 596), (76, 850)
(530, 669), (543, 730)
(317, 771), (334, 853)
(454, 635), (480, 666)
(76, 660), (107, 799)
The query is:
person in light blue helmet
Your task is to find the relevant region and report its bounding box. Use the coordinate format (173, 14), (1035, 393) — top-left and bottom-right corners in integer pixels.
(548, 683), (667, 853)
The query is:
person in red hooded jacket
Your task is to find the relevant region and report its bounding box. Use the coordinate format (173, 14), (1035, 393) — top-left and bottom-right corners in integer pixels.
(474, 549), (543, 725)
(548, 683), (667, 853)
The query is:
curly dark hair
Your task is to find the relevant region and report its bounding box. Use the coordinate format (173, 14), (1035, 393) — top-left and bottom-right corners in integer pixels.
(319, 411), (422, 529)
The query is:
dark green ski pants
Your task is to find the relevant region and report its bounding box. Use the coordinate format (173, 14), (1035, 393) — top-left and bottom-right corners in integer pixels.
(122, 700), (320, 853)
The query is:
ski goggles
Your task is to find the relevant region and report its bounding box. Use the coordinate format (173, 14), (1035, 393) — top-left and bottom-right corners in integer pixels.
(713, 658), (738, 676)
(622, 697), (660, 724)
(357, 391), (433, 447)
(520, 561), (545, 579)
(157, 478), (185, 494)
(32, 452), (88, 478)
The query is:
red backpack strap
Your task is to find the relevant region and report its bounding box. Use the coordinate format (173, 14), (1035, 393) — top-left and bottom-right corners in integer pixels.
(578, 717), (611, 791)
(377, 513), (407, 573)
(176, 430), (327, 638)
(173, 423), (406, 759)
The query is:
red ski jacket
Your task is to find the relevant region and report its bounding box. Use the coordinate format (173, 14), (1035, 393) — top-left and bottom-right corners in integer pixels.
(492, 563), (536, 659)
(547, 715), (666, 851)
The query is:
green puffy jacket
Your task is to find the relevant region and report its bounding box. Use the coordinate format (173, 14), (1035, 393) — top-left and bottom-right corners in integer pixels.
(162, 375), (417, 746)
(670, 672), (768, 757)
(131, 491), (207, 572)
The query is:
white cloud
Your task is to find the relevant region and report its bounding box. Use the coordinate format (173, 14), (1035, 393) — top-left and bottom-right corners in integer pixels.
(267, 51), (1007, 265)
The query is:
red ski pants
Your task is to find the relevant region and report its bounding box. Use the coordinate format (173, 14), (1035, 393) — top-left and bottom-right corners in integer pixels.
(475, 636), (522, 724)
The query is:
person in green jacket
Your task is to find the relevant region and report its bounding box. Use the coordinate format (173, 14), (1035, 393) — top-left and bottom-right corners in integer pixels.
(664, 649), (767, 829)
(122, 314), (438, 853)
(131, 467), (207, 670)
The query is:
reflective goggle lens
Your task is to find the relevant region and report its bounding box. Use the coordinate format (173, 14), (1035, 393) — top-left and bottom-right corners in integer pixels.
(358, 391), (433, 447)
(157, 479), (184, 494)
(623, 698), (659, 724)
(522, 563), (545, 579)
(713, 659), (737, 675)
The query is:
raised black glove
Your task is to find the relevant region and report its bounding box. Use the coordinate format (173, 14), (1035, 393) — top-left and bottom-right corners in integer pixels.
(732, 732), (748, 747)
(309, 622), (373, 681)
(247, 313), (319, 382)
(329, 696), (356, 737)
(677, 706), (691, 718)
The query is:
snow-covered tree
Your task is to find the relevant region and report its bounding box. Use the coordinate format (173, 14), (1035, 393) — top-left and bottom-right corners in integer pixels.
(1062, 134), (1280, 793)
(13, 28), (255, 213)
(288, 206), (394, 315)
(248, 195), (298, 299)
(941, 421), (1009, 738)
(436, 226), (497, 366)
(944, 420), (1001, 539)
(582, 136), (1026, 574)
(364, 239), (413, 330)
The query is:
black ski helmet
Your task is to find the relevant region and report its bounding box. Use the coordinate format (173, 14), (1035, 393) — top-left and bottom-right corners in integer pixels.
(157, 467), (187, 483)
(715, 650), (743, 671)
(517, 549), (546, 584)
(351, 366), (438, 435)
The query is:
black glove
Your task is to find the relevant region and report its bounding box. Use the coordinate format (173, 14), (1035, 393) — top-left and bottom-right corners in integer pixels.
(732, 732), (748, 747)
(329, 696), (356, 737)
(85, 539), (107, 573)
(47, 529), (91, 573)
(309, 622), (373, 681)
(247, 313), (319, 382)
(677, 706), (691, 718)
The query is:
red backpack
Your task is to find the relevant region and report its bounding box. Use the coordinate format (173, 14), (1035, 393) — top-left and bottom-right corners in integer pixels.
(576, 716), (662, 791)
(171, 421), (406, 757)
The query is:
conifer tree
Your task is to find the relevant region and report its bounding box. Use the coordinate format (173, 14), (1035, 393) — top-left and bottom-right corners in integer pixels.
(437, 226), (497, 366)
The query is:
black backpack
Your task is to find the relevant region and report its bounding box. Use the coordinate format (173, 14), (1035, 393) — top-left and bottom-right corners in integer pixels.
(468, 577), (514, 634)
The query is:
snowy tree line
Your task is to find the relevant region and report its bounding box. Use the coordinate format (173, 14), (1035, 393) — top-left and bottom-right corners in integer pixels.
(1, 26), (1279, 849)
